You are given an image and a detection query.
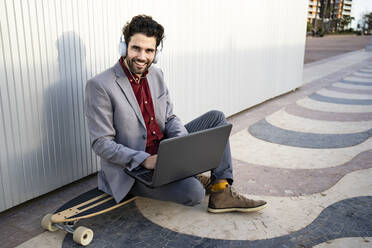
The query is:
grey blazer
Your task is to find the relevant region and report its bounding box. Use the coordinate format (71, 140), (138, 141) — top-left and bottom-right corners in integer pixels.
(85, 61), (188, 202)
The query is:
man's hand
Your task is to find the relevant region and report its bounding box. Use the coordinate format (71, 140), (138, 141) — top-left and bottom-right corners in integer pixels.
(142, 155), (158, 170)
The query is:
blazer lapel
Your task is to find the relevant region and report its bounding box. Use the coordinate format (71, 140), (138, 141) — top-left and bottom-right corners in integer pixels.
(147, 70), (161, 119)
(113, 61), (146, 129)
(147, 71), (158, 117)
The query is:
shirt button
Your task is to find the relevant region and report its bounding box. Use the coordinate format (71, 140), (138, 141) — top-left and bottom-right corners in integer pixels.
(144, 101), (148, 104)
(152, 131), (156, 135)
(150, 117), (154, 121)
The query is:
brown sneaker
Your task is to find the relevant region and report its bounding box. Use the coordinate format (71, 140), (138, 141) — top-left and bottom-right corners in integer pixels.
(197, 175), (213, 195)
(208, 184), (267, 213)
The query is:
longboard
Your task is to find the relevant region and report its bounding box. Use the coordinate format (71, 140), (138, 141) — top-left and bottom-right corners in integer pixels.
(41, 187), (137, 246)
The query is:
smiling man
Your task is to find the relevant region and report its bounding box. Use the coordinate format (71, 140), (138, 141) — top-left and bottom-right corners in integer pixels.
(85, 15), (267, 213)
(124, 34), (155, 78)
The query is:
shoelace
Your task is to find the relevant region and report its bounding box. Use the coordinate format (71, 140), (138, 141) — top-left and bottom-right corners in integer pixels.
(230, 186), (245, 200)
(198, 175), (211, 188)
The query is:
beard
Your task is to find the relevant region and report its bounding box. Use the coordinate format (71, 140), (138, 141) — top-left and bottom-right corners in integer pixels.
(125, 57), (152, 76)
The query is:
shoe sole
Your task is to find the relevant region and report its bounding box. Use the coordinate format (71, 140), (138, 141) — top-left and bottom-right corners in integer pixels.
(207, 203), (267, 213)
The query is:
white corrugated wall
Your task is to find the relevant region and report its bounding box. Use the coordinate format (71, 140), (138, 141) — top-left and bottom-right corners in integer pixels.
(0, 0), (308, 211)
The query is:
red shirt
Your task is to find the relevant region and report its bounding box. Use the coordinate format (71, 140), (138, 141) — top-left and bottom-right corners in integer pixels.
(119, 58), (163, 155)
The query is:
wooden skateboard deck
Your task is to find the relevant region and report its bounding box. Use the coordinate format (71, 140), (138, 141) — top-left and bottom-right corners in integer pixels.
(51, 187), (137, 223)
(42, 187), (137, 245)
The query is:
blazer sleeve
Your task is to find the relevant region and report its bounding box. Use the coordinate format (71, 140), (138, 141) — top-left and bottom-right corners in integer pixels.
(85, 79), (150, 171)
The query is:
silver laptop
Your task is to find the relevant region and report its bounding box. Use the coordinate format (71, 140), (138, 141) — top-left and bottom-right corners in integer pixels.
(125, 123), (232, 187)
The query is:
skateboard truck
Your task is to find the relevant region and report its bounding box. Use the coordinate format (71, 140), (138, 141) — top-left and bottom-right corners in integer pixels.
(41, 214), (94, 246)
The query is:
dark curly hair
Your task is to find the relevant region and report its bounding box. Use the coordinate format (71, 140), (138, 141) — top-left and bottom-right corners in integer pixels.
(122, 15), (164, 48)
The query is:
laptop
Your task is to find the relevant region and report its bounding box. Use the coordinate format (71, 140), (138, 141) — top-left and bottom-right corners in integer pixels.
(125, 123), (232, 188)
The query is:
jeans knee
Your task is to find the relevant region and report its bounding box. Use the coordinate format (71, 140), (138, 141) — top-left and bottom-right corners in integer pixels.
(183, 185), (205, 206)
(207, 110), (226, 125)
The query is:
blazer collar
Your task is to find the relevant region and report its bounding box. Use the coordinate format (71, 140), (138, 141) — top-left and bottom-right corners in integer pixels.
(113, 61), (146, 129)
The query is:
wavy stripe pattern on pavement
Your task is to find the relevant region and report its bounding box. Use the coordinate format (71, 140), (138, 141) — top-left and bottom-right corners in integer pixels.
(351, 72), (372, 78)
(340, 79), (372, 86)
(232, 150), (372, 196)
(309, 93), (372, 105)
(317, 88), (372, 99)
(248, 119), (372, 148)
(326, 85), (372, 94)
(344, 75), (372, 82)
(285, 103), (372, 121)
(333, 82), (372, 90)
(314, 237), (372, 248)
(230, 129), (372, 169)
(266, 108), (372, 134)
(296, 97), (372, 112)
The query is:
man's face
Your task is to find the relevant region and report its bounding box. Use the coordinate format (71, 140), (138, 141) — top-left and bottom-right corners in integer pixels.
(125, 33), (157, 77)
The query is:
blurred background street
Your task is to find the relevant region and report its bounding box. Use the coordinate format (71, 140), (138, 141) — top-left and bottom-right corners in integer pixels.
(305, 35), (371, 63)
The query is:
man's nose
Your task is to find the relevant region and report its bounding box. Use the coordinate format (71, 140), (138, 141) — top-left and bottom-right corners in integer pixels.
(137, 50), (146, 61)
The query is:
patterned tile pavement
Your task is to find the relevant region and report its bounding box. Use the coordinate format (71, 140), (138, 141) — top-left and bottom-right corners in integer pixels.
(61, 196), (372, 248)
(13, 51), (372, 247)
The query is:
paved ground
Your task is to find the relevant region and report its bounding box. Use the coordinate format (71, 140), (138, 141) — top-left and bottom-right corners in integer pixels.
(1, 47), (372, 247)
(304, 35), (371, 64)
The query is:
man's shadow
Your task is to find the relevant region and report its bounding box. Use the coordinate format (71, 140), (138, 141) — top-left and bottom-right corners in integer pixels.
(42, 31), (98, 191)
(2, 31), (100, 211)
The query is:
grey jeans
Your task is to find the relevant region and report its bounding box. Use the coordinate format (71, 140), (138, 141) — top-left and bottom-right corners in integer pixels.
(128, 110), (233, 206)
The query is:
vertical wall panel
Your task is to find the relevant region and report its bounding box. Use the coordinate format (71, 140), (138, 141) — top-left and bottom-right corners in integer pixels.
(0, 19), (11, 210)
(0, 0), (307, 211)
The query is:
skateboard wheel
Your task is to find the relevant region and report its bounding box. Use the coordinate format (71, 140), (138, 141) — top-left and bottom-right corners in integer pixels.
(73, 226), (94, 246)
(41, 214), (59, 232)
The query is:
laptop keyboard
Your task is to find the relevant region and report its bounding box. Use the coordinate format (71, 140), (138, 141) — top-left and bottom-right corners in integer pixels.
(138, 170), (154, 182)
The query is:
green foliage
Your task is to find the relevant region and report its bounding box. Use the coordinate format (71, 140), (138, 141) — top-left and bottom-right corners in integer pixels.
(362, 12), (372, 32)
(340, 16), (354, 31)
(307, 22), (313, 32)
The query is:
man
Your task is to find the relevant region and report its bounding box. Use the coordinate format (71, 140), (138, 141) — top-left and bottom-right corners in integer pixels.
(85, 15), (267, 213)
